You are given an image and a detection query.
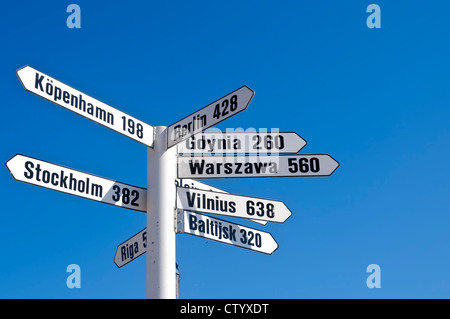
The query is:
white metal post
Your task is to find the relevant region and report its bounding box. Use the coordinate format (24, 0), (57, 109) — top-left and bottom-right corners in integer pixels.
(147, 126), (177, 299)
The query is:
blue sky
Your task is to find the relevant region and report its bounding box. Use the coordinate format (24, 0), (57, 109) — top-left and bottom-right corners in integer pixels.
(0, 1), (449, 298)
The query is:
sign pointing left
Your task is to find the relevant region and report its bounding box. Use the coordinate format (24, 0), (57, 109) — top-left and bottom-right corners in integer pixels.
(16, 65), (155, 148)
(5, 154), (146, 212)
(114, 228), (147, 268)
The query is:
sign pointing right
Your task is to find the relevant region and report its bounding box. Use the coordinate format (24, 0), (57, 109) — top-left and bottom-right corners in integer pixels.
(177, 132), (307, 155)
(176, 210), (278, 255)
(167, 86), (254, 148)
(177, 154), (340, 179)
(176, 186), (291, 223)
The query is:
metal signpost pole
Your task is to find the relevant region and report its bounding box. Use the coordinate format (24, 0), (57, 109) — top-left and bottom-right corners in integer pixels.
(147, 126), (177, 299)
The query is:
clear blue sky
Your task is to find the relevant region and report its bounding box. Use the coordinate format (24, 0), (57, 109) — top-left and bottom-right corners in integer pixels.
(0, 0), (449, 298)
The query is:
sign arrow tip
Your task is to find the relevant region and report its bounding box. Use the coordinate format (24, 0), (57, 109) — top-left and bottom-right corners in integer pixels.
(5, 154), (20, 180)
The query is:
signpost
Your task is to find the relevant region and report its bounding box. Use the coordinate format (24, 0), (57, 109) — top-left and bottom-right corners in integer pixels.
(16, 65), (155, 148)
(167, 86), (254, 148)
(177, 132), (307, 155)
(8, 65), (341, 298)
(114, 228), (147, 268)
(176, 210), (278, 255)
(176, 187), (291, 223)
(177, 154), (340, 179)
(5, 154), (146, 212)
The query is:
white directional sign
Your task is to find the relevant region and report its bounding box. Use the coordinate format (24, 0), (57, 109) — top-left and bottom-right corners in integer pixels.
(176, 210), (278, 255)
(176, 187), (291, 223)
(16, 65), (155, 148)
(176, 178), (267, 225)
(177, 132), (307, 155)
(5, 154), (146, 212)
(167, 86), (254, 148)
(177, 154), (340, 179)
(114, 228), (147, 268)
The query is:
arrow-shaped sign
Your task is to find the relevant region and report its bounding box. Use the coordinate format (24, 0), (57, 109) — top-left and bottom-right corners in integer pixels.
(5, 154), (146, 212)
(16, 65), (155, 148)
(177, 132), (306, 155)
(176, 187), (291, 223)
(114, 228), (147, 268)
(176, 210), (278, 255)
(177, 154), (340, 179)
(167, 86), (254, 148)
(176, 178), (267, 225)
